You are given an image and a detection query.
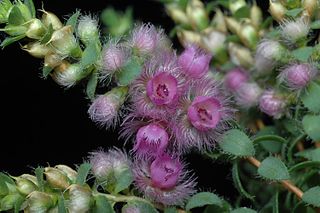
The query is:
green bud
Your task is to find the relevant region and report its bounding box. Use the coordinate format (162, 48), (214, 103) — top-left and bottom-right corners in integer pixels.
(228, 42), (253, 68)
(229, 0), (247, 14)
(303, 0), (318, 17)
(77, 15), (99, 45)
(177, 29), (201, 47)
(44, 167), (71, 190)
(3, 24), (27, 36)
(27, 191), (56, 213)
(186, 0), (209, 31)
(211, 9), (227, 33)
(15, 177), (37, 195)
(269, 0), (287, 22)
(0, 194), (23, 211)
(68, 184), (92, 213)
(19, 174), (39, 186)
(250, 1), (263, 29)
(52, 62), (89, 87)
(44, 53), (63, 68)
(26, 19), (46, 39)
(238, 22), (258, 49)
(50, 26), (80, 56)
(0, 0), (13, 23)
(55, 165), (77, 183)
(16, 1), (32, 22)
(166, 4), (189, 25)
(225, 17), (241, 34)
(23, 42), (53, 58)
(41, 10), (63, 30)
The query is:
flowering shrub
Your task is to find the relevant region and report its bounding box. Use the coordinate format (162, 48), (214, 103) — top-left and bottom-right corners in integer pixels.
(1, 0), (320, 212)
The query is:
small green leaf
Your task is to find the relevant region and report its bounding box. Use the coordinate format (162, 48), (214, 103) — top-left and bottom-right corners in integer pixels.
(234, 6), (250, 19)
(80, 42), (100, 69)
(40, 24), (54, 45)
(0, 177), (9, 196)
(301, 81), (320, 113)
(86, 70), (98, 100)
(76, 163), (91, 185)
(0, 173), (15, 185)
(42, 66), (53, 78)
(8, 6), (25, 25)
(14, 195), (25, 213)
(285, 8), (303, 17)
(114, 167), (133, 194)
(295, 148), (320, 162)
(302, 186), (320, 207)
(116, 58), (142, 86)
(311, 20), (320, 29)
(123, 201), (158, 213)
(93, 195), (114, 213)
(164, 207), (178, 213)
(24, 0), (35, 18)
(219, 129), (255, 157)
(66, 10), (81, 31)
(232, 161), (255, 200)
(302, 114), (320, 141)
(1, 34), (25, 48)
(186, 192), (223, 211)
(57, 196), (67, 213)
(292, 47), (314, 62)
(230, 207), (257, 213)
(258, 157), (290, 180)
(35, 167), (44, 191)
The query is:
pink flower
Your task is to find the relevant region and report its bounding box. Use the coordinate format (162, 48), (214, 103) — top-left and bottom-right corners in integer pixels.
(234, 82), (262, 108)
(172, 78), (233, 153)
(178, 45), (212, 78)
(224, 67), (249, 92)
(133, 154), (196, 206)
(279, 63), (317, 90)
(259, 90), (286, 119)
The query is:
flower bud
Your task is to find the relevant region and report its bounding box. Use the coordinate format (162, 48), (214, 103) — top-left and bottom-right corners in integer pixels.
(229, 0), (246, 14)
(238, 22), (258, 49)
(88, 86), (128, 128)
(211, 9), (227, 33)
(26, 19), (46, 39)
(4, 24), (27, 36)
(201, 29), (228, 63)
(269, 0), (287, 22)
(250, 1), (263, 29)
(228, 42), (253, 68)
(166, 4), (189, 25)
(235, 82), (262, 108)
(44, 53), (63, 68)
(259, 90), (286, 119)
(0, 0), (13, 24)
(280, 17), (310, 45)
(178, 45), (211, 78)
(77, 15), (100, 44)
(16, 1), (32, 22)
(225, 17), (241, 34)
(41, 11), (63, 30)
(52, 62), (88, 87)
(186, 0), (209, 30)
(44, 167), (71, 190)
(55, 165), (78, 183)
(135, 123), (169, 157)
(23, 42), (53, 58)
(177, 29), (202, 47)
(20, 174), (38, 186)
(15, 177), (37, 195)
(68, 184), (92, 213)
(303, 0), (318, 17)
(122, 204), (141, 213)
(27, 191), (56, 213)
(0, 194), (23, 211)
(224, 67), (249, 92)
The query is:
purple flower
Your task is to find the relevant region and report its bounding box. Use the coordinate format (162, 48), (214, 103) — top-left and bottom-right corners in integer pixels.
(259, 90), (286, 119)
(279, 63), (317, 90)
(178, 45), (212, 78)
(234, 82), (262, 108)
(134, 123), (169, 157)
(224, 67), (249, 92)
(133, 154), (196, 206)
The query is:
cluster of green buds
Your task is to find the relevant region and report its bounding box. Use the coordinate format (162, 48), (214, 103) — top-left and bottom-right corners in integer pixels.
(164, 0), (268, 69)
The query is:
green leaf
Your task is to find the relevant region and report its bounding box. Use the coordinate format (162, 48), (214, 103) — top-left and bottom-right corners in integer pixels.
(14, 195), (25, 213)
(302, 114), (320, 141)
(285, 8), (303, 17)
(292, 47), (314, 62)
(66, 10), (81, 31)
(186, 192), (223, 211)
(164, 207), (178, 213)
(311, 20), (320, 29)
(1, 34), (25, 49)
(258, 157), (290, 180)
(301, 81), (320, 113)
(234, 6), (250, 19)
(0, 176), (9, 196)
(76, 163), (91, 185)
(40, 24), (54, 44)
(124, 201), (158, 213)
(80, 42), (100, 69)
(230, 207), (257, 213)
(58, 196), (67, 213)
(0, 173), (15, 185)
(8, 6), (25, 25)
(35, 167), (44, 191)
(24, 0), (35, 18)
(114, 167), (133, 194)
(93, 195), (114, 213)
(42, 66), (53, 78)
(232, 161), (255, 200)
(1, 194), (23, 211)
(302, 186), (320, 207)
(219, 129), (255, 157)
(116, 58), (142, 86)
(86, 70), (98, 100)
(295, 148), (320, 162)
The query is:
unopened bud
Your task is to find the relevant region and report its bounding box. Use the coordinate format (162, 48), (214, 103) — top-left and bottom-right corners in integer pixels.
(15, 177), (38, 195)
(27, 191), (56, 213)
(303, 0), (318, 17)
(228, 42), (253, 68)
(20, 174), (38, 186)
(166, 4), (189, 25)
(259, 90), (286, 119)
(44, 167), (71, 190)
(280, 17), (310, 45)
(26, 19), (46, 39)
(44, 53), (63, 68)
(16, 1), (32, 22)
(177, 29), (201, 47)
(41, 11), (63, 30)
(250, 1), (263, 29)
(229, 0), (246, 14)
(238, 22), (258, 49)
(235, 82), (262, 108)
(52, 62), (88, 87)
(23, 42), (52, 58)
(225, 17), (241, 34)
(50, 26), (80, 56)
(0, 0), (13, 24)
(0, 194), (23, 211)
(186, 0), (209, 30)
(269, 0), (287, 22)
(211, 9), (227, 33)
(201, 29), (227, 57)
(68, 184), (92, 213)
(77, 15), (100, 44)
(4, 24), (27, 36)
(55, 165), (78, 183)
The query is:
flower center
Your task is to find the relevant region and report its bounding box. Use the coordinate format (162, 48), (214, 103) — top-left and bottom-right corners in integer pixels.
(156, 84), (169, 98)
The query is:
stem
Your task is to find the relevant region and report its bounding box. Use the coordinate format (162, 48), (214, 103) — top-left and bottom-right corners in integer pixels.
(246, 157), (304, 200)
(255, 119), (265, 130)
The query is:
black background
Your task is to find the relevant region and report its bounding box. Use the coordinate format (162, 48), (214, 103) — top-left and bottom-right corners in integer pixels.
(0, 0), (269, 203)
